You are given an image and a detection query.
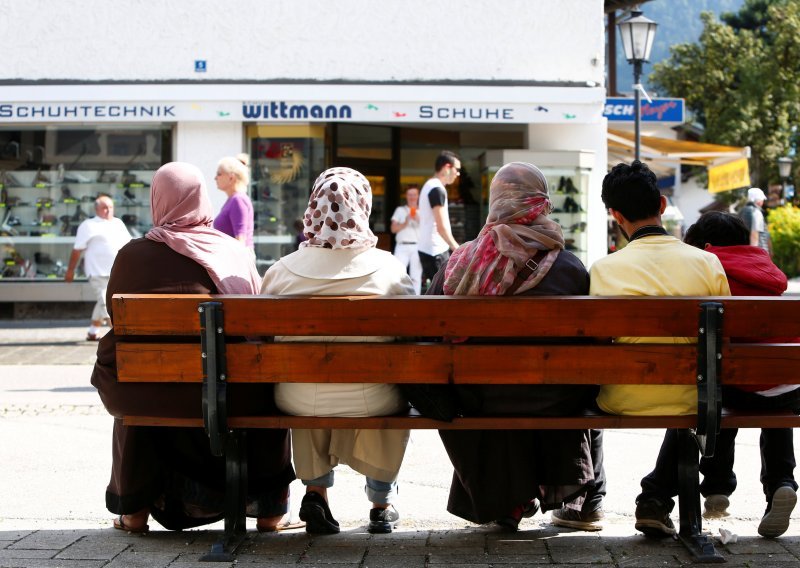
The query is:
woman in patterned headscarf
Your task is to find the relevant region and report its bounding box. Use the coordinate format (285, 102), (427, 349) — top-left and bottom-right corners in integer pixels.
(426, 162), (601, 532)
(261, 167), (414, 535)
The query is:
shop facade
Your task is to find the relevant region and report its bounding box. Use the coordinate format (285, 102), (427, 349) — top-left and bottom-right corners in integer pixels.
(1, 0), (608, 314)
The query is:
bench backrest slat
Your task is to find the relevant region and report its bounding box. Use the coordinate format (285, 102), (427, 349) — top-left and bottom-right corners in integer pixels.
(111, 295), (800, 338)
(116, 342), (800, 386)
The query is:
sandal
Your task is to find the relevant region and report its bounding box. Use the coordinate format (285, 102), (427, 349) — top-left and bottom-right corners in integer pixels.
(113, 514), (149, 534)
(257, 518), (307, 533)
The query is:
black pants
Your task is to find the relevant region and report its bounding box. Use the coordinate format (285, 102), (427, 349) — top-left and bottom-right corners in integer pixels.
(419, 251), (450, 291)
(582, 429), (606, 512)
(639, 387), (800, 509)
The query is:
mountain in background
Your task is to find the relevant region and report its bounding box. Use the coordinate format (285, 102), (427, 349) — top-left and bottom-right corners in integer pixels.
(614, 0), (745, 95)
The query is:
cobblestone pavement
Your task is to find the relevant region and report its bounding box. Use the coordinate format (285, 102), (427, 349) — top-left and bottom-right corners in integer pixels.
(3, 320), (800, 566)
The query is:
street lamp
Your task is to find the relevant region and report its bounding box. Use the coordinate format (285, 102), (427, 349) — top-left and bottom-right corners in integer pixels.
(618, 9), (658, 161)
(778, 156), (793, 205)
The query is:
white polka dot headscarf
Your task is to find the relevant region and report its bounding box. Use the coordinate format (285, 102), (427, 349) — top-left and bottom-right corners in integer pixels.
(300, 167), (378, 250)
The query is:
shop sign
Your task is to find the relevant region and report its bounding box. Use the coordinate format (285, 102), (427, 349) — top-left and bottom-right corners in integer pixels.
(0, 100), (602, 124)
(604, 98), (684, 123)
(708, 158), (750, 193)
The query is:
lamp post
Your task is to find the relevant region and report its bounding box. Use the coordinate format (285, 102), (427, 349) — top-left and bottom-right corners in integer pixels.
(618, 9), (658, 162)
(778, 156), (792, 205)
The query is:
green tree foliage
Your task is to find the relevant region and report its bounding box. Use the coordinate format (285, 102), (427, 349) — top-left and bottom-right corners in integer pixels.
(768, 205), (800, 276)
(651, 0), (800, 189)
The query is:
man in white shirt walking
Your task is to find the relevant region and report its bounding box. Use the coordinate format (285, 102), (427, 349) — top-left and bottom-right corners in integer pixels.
(390, 185), (422, 294)
(65, 195), (131, 340)
(418, 151), (460, 290)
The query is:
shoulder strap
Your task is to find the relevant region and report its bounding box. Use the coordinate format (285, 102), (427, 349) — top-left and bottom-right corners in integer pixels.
(505, 248), (550, 296)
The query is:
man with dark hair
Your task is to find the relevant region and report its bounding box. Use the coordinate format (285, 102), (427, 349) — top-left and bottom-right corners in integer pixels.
(418, 151), (460, 289)
(684, 211), (798, 538)
(586, 161), (730, 537)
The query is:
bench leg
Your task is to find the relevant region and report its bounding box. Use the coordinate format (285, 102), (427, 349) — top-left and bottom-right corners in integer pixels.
(676, 429), (725, 563)
(200, 430), (248, 562)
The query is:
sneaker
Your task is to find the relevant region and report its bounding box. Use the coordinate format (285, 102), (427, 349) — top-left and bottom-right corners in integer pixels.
(758, 486), (797, 538)
(634, 498), (676, 538)
(368, 504), (400, 534)
(86, 332), (99, 341)
(550, 506), (604, 531)
(299, 491), (340, 535)
(703, 494), (730, 519)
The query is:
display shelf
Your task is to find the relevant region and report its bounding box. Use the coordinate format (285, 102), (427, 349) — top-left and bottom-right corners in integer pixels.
(1, 168), (157, 281)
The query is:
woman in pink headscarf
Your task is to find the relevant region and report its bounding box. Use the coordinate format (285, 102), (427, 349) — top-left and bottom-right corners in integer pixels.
(262, 167), (414, 535)
(426, 162), (600, 532)
(91, 162), (295, 534)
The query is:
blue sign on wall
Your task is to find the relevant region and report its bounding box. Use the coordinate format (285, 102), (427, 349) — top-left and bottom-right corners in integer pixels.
(604, 98), (684, 123)
(194, 60), (207, 73)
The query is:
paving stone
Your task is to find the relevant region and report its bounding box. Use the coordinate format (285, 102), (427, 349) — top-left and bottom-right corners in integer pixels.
(300, 546), (367, 563)
(484, 553), (552, 564)
(0, 550), (56, 560)
(0, 531), (32, 542)
(365, 542), (429, 555)
(231, 553), (303, 565)
(486, 536), (548, 554)
(615, 554), (683, 567)
(427, 552), (489, 564)
(547, 540), (614, 564)
(723, 536), (791, 554)
(360, 554), (428, 568)
(103, 550), (178, 567)
(8, 531), (84, 551)
(0, 561), (106, 568)
(712, 554), (798, 566)
(54, 537), (129, 560)
(428, 531), (486, 547)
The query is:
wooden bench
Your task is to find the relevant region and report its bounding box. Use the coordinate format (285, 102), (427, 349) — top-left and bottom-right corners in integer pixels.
(112, 294), (800, 563)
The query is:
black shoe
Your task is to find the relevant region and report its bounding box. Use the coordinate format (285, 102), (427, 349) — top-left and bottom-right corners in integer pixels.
(634, 497), (676, 538)
(368, 505), (400, 534)
(758, 486), (796, 538)
(299, 492), (340, 534)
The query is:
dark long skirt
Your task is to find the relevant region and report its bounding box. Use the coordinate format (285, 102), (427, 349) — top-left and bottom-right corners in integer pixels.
(92, 330), (295, 530)
(439, 384), (597, 524)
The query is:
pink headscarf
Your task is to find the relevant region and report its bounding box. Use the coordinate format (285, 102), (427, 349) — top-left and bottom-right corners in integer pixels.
(300, 167), (378, 250)
(444, 162), (565, 296)
(145, 162), (261, 294)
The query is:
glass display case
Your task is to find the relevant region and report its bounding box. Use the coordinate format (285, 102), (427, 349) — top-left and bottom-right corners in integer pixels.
(480, 150), (594, 266)
(1, 125), (172, 281)
(246, 125), (325, 273)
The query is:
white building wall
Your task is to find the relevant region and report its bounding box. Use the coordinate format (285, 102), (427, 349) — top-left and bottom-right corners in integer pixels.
(2, 0), (605, 85)
(175, 122), (243, 213)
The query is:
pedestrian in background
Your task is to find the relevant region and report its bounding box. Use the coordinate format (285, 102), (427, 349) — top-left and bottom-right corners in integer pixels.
(418, 151), (461, 291)
(64, 195), (131, 341)
(213, 156), (254, 250)
(391, 185), (422, 294)
(739, 187), (771, 254)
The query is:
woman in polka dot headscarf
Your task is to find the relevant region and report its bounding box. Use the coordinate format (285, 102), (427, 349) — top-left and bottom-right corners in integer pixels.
(261, 167), (414, 536)
(300, 167), (378, 250)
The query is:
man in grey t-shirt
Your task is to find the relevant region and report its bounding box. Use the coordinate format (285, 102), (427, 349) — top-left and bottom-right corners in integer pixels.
(417, 151), (460, 289)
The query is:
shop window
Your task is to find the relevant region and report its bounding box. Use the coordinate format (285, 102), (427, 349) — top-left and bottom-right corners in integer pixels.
(246, 125), (325, 274)
(0, 125), (172, 281)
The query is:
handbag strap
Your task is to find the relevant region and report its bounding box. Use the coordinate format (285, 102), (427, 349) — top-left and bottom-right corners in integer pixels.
(505, 248), (550, 296)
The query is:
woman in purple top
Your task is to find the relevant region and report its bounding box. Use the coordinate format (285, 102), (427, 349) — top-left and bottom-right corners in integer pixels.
(213, 156), (254, 249)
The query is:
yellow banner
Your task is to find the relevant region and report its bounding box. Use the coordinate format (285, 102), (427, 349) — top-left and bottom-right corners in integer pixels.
(708, 158), (750, 193)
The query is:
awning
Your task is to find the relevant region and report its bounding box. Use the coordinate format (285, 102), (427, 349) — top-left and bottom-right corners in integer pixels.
(607, 129), (750, 168)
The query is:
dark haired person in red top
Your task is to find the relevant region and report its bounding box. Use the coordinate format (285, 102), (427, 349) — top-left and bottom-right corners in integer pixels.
(684, 211), (799, 538)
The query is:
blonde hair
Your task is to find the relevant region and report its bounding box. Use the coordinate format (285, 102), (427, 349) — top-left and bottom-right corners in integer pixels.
(217, 156), (250, 190)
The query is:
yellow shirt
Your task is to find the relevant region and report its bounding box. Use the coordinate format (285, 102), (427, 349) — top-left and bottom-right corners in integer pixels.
(590, 235), (731, 415)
